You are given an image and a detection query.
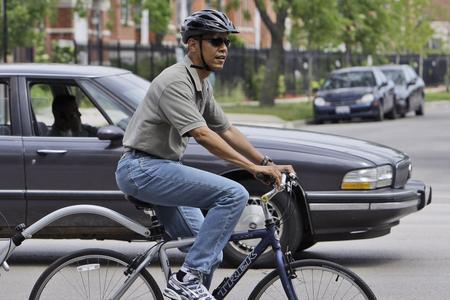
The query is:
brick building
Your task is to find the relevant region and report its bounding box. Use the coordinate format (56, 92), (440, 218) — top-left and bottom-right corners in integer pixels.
(46, 0), (273, 51)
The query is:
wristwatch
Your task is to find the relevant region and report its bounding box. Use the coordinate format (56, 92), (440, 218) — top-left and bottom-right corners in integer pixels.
(260, 155), (273, 166)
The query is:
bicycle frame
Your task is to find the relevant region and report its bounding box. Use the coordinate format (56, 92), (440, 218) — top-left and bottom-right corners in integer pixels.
(1, 205), (153, 270)
(1, 173), (307, 300)
(212, 222), (298, 300)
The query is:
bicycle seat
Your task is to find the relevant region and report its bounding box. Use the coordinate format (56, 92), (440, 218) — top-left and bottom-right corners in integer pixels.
(125, 195), (155, 209)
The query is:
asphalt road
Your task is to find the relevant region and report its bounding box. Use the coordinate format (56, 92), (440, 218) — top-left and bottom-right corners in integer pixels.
(1, 102), (449, 299)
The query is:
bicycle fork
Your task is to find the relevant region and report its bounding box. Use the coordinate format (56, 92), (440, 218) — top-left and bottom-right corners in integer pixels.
(272, 231), (299, 300)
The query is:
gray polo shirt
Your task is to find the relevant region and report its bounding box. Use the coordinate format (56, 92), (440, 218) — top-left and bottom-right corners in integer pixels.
(123, 56), (230, 160)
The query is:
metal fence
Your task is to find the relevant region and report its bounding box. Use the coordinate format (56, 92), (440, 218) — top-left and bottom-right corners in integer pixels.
(75, 42), (449, 95)
(19, 41), (439, 96)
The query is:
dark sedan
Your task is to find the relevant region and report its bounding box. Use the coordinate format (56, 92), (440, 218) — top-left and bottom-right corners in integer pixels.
(379, 64), (425, 117)
(0, 64), (431, 266)
(313, 66), (396, 123)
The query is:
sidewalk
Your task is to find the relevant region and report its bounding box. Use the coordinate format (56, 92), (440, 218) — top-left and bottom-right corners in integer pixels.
(227, 113), (306, 129)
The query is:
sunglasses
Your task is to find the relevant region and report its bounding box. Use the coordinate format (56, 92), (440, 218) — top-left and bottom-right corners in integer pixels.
(204, 37), (231, 48)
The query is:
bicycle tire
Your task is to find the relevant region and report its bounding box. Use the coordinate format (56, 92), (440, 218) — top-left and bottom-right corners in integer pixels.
(249, 259), (376, 300)
(29, 248), (163, 300)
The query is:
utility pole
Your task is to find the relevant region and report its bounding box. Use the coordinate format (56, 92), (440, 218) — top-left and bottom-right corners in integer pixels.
(2, 0), (7, 63)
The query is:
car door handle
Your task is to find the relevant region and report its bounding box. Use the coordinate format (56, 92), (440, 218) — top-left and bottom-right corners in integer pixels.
(36, 149), (68, 155)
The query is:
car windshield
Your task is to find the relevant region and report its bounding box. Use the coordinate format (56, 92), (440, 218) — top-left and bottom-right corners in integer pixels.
(95, 73), (150, 106)
(381, 69), (406, 85)
(323, 71), (376, 90)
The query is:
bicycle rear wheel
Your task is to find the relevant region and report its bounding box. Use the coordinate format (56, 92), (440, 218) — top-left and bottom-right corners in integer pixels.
(249, 259), (376, 300)
(29, 248), (163, 300)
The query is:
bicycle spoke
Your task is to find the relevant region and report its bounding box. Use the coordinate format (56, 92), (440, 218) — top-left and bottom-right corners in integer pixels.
(250, 261), (375, 300)
(31, 250), (161, 300)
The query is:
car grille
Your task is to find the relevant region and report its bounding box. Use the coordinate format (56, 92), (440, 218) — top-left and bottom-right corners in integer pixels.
(326, 95), (360, 106)
(394, 159), (411, 188)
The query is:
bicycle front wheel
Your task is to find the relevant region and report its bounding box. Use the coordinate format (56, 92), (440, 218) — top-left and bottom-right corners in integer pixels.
(249, 259), (376, 300)
(29, 248), (163, 300)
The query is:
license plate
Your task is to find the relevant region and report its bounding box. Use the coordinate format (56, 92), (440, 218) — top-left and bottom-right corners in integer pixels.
(335, 106), (350, 114)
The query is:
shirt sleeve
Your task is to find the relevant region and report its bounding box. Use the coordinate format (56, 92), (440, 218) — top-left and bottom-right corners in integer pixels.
(203, 84), (231, 133)
(158, 81), (207, 136)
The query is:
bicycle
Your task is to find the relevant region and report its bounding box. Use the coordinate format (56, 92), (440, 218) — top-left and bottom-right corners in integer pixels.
(1, 173), (376, 299)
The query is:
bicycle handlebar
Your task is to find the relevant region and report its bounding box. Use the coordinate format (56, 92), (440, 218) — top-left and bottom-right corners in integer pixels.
(260, 172), (298, 204)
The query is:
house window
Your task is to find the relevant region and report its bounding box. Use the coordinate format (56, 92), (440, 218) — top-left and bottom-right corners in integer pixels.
(120, 0), (132, 25)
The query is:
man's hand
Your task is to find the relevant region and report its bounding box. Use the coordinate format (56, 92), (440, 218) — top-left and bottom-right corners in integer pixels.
(252, 164), (296, 187)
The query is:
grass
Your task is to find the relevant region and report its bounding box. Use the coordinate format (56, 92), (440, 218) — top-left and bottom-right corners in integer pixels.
(223, 101), (313, 121)
(221, 89), (450, 122)
(425, 91), (450, 101)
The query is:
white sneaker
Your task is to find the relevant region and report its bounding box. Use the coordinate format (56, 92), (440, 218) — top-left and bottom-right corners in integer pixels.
(163, 272), (215, 300)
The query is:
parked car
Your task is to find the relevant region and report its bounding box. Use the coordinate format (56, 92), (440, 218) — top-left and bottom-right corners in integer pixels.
(0, 64), (431, 266)
(313, 66), (396, 123)
(379, 64), (425, 117)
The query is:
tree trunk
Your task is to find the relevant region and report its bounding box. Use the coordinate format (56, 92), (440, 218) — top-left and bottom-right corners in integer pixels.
(260, 34), (284, 106)
(254, 0), (288, 107)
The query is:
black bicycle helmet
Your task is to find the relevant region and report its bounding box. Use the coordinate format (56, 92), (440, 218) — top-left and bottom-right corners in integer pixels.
(181, 9), (239, 43)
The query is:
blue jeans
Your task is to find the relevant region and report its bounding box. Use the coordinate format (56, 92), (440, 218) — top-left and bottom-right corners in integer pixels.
(115, 151), (248, 285)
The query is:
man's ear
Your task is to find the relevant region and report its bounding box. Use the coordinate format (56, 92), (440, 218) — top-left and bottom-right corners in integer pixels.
(187, 38), (198, 53)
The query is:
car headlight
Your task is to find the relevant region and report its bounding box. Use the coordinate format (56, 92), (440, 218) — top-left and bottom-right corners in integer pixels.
(357, 93), (374, 104)
(341, 165), (393, 190)
(314, 97), (328, 106)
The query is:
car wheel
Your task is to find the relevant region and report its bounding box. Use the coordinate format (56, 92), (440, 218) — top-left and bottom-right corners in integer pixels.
(297, 235), (316, 251)
(374, 102), (384, 121)
(313, 117), (323, 124)
(223, 178), (303, 268)
(386, 100), (398, 119)
(415, 99), (424, 116)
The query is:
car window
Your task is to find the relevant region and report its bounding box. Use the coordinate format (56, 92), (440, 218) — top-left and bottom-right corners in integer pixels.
(94, 73), (150, 107)
(382, 69), (406, 85)
(323, 71), (375, 89)
(80, 80), (130, 130)
(0, 80), (11, 136)
(404, 66), (417, 82)
(29, 81), (109, 137)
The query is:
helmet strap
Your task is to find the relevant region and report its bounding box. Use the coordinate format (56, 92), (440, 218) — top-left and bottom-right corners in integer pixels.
(190, 37), (212, 72)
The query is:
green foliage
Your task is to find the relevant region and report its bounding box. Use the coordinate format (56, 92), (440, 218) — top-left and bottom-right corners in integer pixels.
(213, 80), (246, 104)
(110, 52), (176, 81)
(385, 0), (434, 55)
(229, 35), (245, 48)
(74, 0), (88, 18)
(278, 74), (286, 97)
(129, 0), (171, 36)
(247, 65), (266, 101)
(223, 101), (313, 121)
(35, 40), (75, 63)
(337, 0), (391, 55)
(0, 0), (58, 52)
(311, 79), (324, 90)
(290, 0), (342, 50)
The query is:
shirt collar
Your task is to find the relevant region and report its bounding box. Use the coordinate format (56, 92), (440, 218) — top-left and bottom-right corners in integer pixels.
(183, 55), (203, 92)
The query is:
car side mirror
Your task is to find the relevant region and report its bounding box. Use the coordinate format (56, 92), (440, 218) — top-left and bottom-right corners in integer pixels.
(97, 125), (124, 143)
(379, 81), (388, 89)
(408, 78), (417, 86)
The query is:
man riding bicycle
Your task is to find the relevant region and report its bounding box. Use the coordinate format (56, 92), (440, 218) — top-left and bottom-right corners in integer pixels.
(115, 9), (294, 300)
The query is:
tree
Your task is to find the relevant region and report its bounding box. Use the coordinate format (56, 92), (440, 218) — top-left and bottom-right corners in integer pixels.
(129, 0), (171, 46)
(290, 0), (342, 96)
(0, 0), (58, 55)
(385, 0), (433, 77)
(337, 0), (391, 65)
(254, 0), (290, 107)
